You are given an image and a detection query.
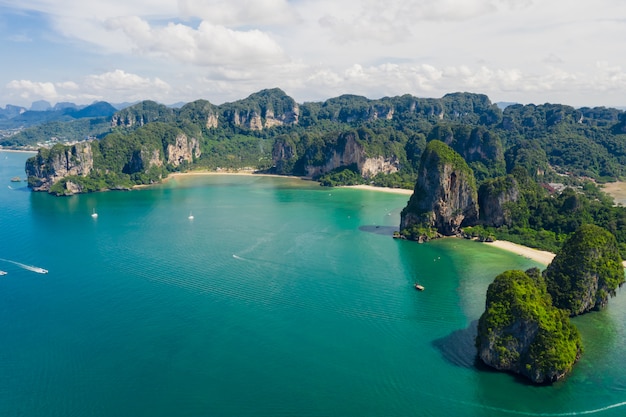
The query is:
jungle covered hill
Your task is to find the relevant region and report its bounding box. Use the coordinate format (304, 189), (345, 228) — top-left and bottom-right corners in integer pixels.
(18, 88), (626, 257)
(7, 88), (626, 183)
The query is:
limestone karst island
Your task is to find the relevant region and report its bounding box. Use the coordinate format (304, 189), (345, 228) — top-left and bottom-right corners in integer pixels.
(4, 88), (626, 384)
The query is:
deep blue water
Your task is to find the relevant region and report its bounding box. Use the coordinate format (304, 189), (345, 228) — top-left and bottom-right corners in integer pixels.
(1, 150), (626, 417)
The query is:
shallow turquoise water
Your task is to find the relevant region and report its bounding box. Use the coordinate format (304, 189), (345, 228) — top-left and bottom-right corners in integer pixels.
(1, 150), (626, 417)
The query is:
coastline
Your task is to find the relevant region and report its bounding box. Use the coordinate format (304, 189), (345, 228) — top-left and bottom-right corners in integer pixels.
(164, 170), (306, 181)
(483, 239), (626, 268)
(0, 149), (37, 154)
(341, 184), (414, 196)
(145, 170), (416, 196)
(483, 240), (556, 266)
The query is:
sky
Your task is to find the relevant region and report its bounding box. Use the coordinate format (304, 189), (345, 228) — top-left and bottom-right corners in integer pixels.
(1, 0), (626, 109)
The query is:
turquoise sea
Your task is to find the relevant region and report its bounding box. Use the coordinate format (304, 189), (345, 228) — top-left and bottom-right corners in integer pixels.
(1, 150), (626, 417)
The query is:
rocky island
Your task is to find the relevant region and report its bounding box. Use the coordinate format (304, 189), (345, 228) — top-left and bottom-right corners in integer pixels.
(476, 224), (624, 384)
(476, 268), (582, 384)
(543, 224), (624, 316)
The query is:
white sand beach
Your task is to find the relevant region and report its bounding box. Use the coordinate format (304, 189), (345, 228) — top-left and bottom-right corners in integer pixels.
(483, 240), (556, 265)
(341, 184), (414, 195)
(484, 239), (626, 268)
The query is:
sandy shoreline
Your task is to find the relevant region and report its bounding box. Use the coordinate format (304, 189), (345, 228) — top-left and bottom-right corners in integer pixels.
(484, 239), (626, 268)
(483, 240), (556, 266)
(160, 170), (416, 195)
(164, 170), (304, 180)
(341, 184), (414, 195)
(0, 149), (37, 154)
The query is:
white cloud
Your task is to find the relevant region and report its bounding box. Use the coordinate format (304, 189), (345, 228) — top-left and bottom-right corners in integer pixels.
(6, 80), (57, 101)
(3, 0), (626, 107)
(105, 16), (286, 66)
(84, 70), (169, 92)
(178, 0), (298, 26)
(4, 70), (171, 105)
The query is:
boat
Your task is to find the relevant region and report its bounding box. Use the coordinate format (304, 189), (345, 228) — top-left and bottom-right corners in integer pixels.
(188, 211), (194, 220)
(414, 283), (425, 291)
(10, 176), (20, 182)
(0, 271), (7, 276)
(91, 209), (98, 218)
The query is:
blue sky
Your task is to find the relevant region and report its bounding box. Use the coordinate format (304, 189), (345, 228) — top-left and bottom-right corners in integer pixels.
(1, 0), (626, 108)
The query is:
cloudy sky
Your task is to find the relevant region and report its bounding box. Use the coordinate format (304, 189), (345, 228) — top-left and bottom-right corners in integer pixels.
(1, 0), (626, 109)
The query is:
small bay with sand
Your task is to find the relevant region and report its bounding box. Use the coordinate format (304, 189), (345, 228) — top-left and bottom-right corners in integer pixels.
(1, 150), (626, 416)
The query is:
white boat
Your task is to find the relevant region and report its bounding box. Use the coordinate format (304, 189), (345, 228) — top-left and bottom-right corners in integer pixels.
(91, 209), (98, 218)
(0, 271), (7, 275)
(188, 211), (194, 220)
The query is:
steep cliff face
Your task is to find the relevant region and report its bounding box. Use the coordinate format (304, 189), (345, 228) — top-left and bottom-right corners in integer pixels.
(400, 140), (478, 238)
(26, 124), (201, 195)
(25, 141), (95, 192)
(478, 175), (520, 227)
(226, 104), (299, 130)
(110, 100), (176, 127)
(543, 224), (624, 315)
(476, 269), (582, 384)
(126, 148), (162, 174)
(220, 88), (300, 131)
(165, 133), (201, 167)
(301, 131), (399, 178)
(271, 137), (298, 174)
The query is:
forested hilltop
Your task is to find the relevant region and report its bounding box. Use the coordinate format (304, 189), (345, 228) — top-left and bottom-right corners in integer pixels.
(20, 88), (626, 256)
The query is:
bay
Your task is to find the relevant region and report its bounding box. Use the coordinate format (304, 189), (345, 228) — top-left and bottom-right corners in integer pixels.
(1, 150), (626, 417)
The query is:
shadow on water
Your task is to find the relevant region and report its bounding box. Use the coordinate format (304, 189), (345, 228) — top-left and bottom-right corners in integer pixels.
(433, 320), (557, 387)
(432, 320), (480, 369)
(358, 225), (397, 236)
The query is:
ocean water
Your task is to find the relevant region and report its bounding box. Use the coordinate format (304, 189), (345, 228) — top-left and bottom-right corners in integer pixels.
(1, 150), (626, 417)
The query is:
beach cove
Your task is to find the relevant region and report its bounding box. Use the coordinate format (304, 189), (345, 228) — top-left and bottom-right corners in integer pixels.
(2, 151), (626, 416)
(161, 171), (575, 266)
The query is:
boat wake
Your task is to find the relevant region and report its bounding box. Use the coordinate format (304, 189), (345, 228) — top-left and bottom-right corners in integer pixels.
(0, 258), (48, 274)
(427, 390), (626, 416)
(472, 400), (626, 416)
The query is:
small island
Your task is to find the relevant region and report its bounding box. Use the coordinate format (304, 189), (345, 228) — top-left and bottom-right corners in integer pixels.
(543, 224), (625, 316)
(476, 268), (582, 384)
(476, 224), (624, 384)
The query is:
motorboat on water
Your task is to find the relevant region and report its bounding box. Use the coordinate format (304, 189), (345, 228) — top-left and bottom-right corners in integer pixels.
(414, 283), (425, 291)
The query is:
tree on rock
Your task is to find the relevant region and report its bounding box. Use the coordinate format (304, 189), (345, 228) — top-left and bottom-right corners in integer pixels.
(543, 224), (624, 316)
(476, 269), (583, 384)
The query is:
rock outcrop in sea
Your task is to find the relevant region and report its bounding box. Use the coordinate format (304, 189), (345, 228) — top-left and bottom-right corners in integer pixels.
(399, 140), (478, 240)
(543, 224), (624, 316)
(476, 268), (583, 384)
(25, 127), (201, 195)
(25, 141), (95, 192)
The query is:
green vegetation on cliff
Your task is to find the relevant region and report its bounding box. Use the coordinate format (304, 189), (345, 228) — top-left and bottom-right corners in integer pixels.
(476, 269), (582, 384)
(399, 140), (478, 238)
(543, 224), (624, 315)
